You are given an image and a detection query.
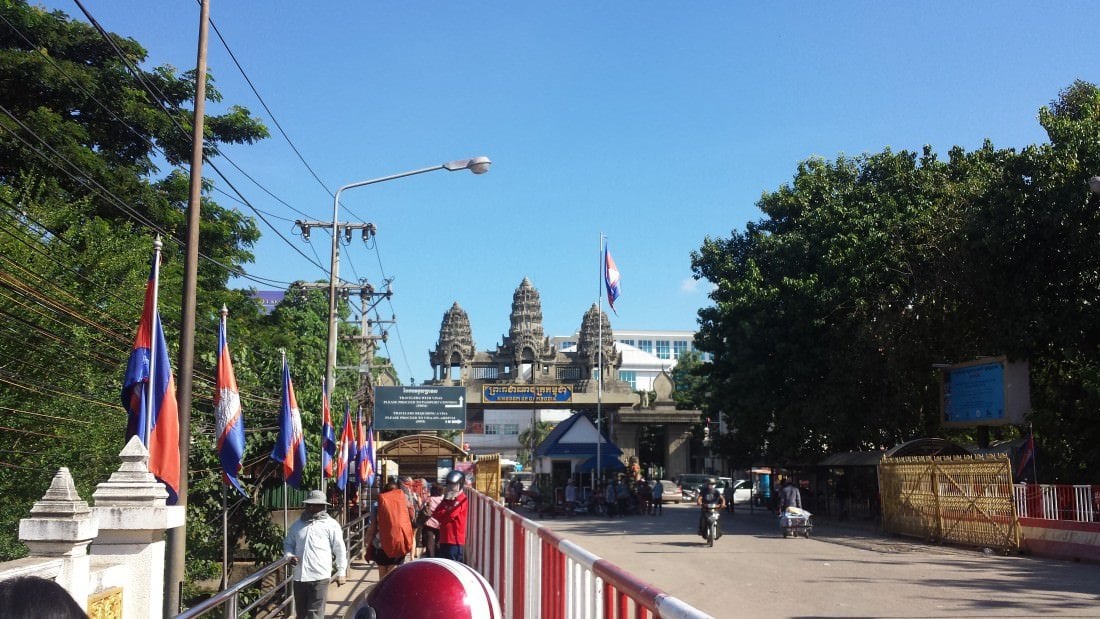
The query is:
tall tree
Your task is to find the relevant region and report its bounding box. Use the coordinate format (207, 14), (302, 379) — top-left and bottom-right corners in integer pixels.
(692, 82), (1100, 481)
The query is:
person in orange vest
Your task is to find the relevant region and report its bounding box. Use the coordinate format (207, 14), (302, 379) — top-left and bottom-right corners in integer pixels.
(365, 482), (414, 580)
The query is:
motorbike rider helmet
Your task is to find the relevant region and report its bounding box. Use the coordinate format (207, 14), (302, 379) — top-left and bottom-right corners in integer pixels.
(359, 558), (501, 618)
(445, 470), (466, 487)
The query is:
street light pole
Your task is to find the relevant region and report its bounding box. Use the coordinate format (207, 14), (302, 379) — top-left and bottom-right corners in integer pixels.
(324, 157), (491, 398)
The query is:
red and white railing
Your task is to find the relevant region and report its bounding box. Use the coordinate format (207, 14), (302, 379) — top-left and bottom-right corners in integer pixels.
(1013, 483), (1100, 523)
(465, 489), (712, 619)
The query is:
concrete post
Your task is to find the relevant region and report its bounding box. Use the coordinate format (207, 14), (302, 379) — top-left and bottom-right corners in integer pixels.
(18, 467), (98, 611)
(666, 425), (693, 480)
(91, 436), (186, 619)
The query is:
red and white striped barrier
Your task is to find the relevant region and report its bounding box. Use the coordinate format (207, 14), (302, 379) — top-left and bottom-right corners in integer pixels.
(465, 489), (713, 619)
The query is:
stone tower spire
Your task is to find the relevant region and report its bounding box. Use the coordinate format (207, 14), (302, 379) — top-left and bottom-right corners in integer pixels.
(431, 302), (476, 380)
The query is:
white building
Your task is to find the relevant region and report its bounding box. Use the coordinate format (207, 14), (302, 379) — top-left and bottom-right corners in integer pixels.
(552, 329), (705, 392)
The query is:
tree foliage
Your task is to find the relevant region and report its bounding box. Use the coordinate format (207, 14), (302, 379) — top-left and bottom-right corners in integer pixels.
(692, 81), (1100, 482)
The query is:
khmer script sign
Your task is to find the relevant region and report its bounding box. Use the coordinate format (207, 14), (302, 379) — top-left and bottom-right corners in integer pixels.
(483, 385), (573, 403)
(374, 386), (466, 430)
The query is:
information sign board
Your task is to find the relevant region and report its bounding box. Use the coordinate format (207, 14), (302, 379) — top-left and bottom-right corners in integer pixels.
(374, 386), (466, 430)
(941, 357), (1029, 427)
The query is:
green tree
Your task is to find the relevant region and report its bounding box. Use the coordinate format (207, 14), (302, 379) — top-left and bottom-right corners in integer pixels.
(691, 82), (1100, 482)
(0, 0), (271, 574)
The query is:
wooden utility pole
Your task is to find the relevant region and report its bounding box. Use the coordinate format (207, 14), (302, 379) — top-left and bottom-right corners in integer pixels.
(167, 0), (209, 613)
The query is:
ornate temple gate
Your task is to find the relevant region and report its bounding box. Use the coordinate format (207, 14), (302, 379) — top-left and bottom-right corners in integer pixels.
(879, 454), (1020, 551)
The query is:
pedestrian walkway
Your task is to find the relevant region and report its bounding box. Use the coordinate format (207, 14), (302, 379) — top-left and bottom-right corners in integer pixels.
(324, 554), (377, 619)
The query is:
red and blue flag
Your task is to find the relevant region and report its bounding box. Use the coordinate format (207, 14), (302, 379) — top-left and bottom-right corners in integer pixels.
(335, 402), (354, 491)
(362, 419), (376, 487)
(1016, 434), (1036, 479)
(321, 384), (336, 480)
(122, 249), (180, 504)
(604, 243), (621, 313)
(214, 307), (246, 496)
(356, 405), (371, 485)
(271, 357), (307, 488)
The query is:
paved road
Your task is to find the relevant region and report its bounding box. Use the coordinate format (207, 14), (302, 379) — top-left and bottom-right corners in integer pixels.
(533, 502), (1100, 618)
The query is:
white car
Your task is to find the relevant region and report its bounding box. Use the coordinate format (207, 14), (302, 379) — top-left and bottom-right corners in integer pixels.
(726, 478), (752, 504)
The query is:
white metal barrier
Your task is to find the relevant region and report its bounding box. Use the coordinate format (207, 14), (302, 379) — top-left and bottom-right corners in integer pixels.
(465, 489), (713, 619)
(1013, 483), (1099, 522)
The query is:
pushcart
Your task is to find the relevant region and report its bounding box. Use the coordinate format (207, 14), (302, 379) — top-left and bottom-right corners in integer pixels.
(779, 507), (813, 538)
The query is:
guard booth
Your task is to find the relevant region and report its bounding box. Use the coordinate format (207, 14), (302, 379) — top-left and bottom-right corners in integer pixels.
(377, 434), (469, 483)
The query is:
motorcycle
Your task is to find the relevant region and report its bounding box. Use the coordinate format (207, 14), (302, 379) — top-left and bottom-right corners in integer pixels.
(702, 503), (721, 547)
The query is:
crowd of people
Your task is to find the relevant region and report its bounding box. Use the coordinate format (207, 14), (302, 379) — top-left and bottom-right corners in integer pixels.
(506, 474), (668, 517)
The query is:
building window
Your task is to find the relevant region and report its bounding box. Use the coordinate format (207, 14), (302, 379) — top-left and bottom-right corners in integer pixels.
(472, 366), (499, 379)
(620, 339), (635, 347)
(484, 423), (519, 435)
(558, 366), (581, 380)
(561, 340), (575, 350)
(638, 340), (653, 354)
(656, 340), (670, 359)
(673, 340), (688, 358)
(619, 370), (636, 389)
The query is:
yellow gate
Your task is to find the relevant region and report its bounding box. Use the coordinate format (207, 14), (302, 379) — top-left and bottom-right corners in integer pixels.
(879, 454), (1019, 551)
(473, 454), (502, 501)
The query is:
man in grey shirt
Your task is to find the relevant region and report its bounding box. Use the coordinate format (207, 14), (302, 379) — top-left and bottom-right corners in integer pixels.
(284, 490), (347, 619)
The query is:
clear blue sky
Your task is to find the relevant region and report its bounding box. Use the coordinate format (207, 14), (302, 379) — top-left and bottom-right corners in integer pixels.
(39, 1), (1099, 385)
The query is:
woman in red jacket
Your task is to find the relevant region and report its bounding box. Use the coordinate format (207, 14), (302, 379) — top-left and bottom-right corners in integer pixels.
(432, 470), (470, 563)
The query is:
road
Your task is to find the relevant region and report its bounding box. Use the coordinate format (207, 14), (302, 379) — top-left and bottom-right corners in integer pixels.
(532, 502), (1100, 618)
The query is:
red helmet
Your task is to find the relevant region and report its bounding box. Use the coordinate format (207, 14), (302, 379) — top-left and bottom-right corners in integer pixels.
(359, 558), (501, 618)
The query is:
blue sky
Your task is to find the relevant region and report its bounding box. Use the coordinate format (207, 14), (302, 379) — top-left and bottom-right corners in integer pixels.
(38, 1), (1099, 385)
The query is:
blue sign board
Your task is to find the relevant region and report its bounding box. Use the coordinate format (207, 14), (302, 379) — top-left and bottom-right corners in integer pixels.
(941, 357), (1029, 427)
(943, 361), (1005, 423)
(483, 385), (572, 403)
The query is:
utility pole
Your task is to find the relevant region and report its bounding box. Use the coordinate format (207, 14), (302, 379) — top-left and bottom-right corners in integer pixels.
(168, 0), (208, 613)
(295, 220), (375, 402)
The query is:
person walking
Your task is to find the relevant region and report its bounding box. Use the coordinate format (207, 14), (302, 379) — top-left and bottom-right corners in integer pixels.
(365, 481), (414, 580)
(420, 484), (444, 557)
(651, 479), (663, 516)
(564, 478), (577, 516)
(283, 490), (347, 619)
(779, 478), (802, 512)
(432, 470), (470, 562)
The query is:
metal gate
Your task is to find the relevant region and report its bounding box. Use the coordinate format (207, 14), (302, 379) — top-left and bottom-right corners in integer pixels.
(879, 454), (1020, 551)
(473, 453), (502, 501)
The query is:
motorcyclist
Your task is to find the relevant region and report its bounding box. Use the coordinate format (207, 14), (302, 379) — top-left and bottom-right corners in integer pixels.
(696, 478), (726, 539)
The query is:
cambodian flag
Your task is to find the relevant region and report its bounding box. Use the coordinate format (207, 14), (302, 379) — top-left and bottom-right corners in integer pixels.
(321, 384), (336, 480)
(1016, 433), (1036, 479)
(335, 402), (354, 491)
(122, 248), (180, 504)
(604, 243), (621, 313)
(271, 357), (307, 488)
(363, 420), (376, 487)
(214, 307), (246, 496)
(356, 405), (370, 485)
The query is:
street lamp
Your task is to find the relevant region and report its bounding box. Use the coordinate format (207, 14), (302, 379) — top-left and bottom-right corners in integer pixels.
(325, 157), (491, 398)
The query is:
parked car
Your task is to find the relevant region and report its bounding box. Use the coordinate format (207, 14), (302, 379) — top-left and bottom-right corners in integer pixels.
(726, 479), (752, 504)
(653, 480), (682, 504)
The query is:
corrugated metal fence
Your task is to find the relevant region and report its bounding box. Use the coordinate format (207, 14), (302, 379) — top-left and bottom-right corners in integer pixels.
(879, 454), (1020, 551)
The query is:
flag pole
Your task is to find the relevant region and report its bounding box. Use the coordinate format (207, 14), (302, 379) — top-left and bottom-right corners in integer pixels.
(596, 232), (603, 491)
(146, 236), (163, 445)
(220, 484), (228, 590)
(1030, 423), (1038, 483)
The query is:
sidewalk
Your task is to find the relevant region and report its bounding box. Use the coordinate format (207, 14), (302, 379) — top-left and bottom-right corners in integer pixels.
(324, 554), (378, 619)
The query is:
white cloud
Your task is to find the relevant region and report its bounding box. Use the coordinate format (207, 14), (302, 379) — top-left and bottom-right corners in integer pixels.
(680, 278), (700, 293)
